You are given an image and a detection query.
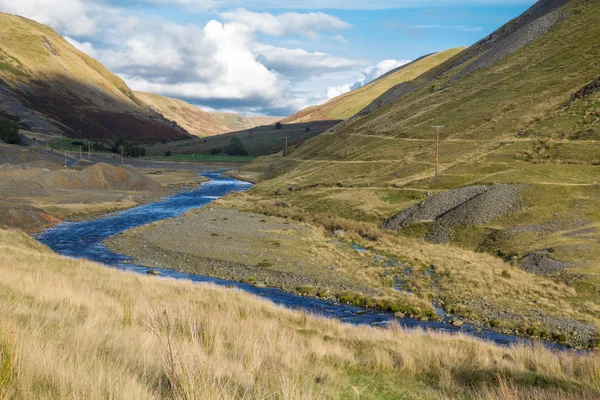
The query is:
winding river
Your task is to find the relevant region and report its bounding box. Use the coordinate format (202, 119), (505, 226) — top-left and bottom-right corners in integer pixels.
(36, 173), (555, 348)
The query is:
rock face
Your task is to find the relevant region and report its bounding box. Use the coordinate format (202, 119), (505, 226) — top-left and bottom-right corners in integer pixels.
(382, 184), (527, 244)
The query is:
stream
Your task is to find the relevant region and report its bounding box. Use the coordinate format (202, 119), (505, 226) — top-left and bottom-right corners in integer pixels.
(36, 173), (559, 349)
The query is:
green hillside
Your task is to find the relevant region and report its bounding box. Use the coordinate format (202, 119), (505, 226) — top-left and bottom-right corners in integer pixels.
(283, 48), (464, 123)
(226, 0), (600, 345)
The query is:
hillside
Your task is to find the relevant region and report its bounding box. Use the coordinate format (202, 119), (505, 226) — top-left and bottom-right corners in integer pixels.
(0, 13), (190, 143)
(283, 48), (464, 124)
(134, 91), (232, 138)
(146, 120), (340, 158)
(210, 112), (283, 131)
(225, 0), (600, 343)
(2, 229), (599, 399)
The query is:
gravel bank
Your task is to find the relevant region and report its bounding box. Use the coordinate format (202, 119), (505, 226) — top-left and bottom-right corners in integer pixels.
(105, 208), (381, 297)
(383, 184), (527, 244)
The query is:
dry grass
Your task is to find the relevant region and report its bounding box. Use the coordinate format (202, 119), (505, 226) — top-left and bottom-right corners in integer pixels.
(1, 229), (599, 399)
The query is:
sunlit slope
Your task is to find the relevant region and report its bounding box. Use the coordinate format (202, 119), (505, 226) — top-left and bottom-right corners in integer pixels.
(246, 0), (600, 271)
(0, 13), (189, 142)
(134, 91), (232, 137)
(210, 112), (283, 131)
(283, 48), (464, 124)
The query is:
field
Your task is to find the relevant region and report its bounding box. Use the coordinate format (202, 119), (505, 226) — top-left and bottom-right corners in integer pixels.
(146, 120), (341, 158)
(2, 229), (600, 399)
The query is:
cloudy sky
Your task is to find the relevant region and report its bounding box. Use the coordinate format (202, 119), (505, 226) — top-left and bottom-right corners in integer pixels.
(0, 0), (536, 116)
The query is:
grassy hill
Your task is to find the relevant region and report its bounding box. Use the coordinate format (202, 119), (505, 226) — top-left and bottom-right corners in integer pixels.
(0, 13), (190, 143)
(134, 92), (233, 138)
(283, 48), (464, 124)
(225, 0), (600, 344)
(2, 228), (599, 399)
(147, 120), (340, 159)
(210, 112), (283, 131)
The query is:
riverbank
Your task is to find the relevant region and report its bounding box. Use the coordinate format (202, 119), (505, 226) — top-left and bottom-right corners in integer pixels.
(4, 228), (600, 399)
(105, 193), (599, 348)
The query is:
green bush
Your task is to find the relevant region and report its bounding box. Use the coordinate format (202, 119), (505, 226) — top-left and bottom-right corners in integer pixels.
(225, 137), (248, 156)
(0, 118), (21, 145)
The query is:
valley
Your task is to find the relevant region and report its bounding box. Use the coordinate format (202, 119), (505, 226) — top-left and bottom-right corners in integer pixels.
(1, 0), (600, 398)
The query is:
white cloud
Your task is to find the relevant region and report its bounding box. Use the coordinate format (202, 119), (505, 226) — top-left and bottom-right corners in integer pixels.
(128, 0), (535, 11)
(325, 58), (411, 99)
(0, 0), (366, 115)
(64, 37), (97, 56)
(220, 8), (351, 38)
(330, 35), (348, 44)
(327, 84), (352, 99)
(0, 0), (100, 36)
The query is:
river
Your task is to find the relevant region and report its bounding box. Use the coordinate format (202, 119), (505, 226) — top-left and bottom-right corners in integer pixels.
(36, 172), (558, 349)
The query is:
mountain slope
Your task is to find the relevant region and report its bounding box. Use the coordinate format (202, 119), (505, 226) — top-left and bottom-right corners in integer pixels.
(210, 112), (283, 131)
(230, 0), (600, 344)
(0, 13), (190, 143)
(283, 48), (464, 124)
(134, 91), (231, 137)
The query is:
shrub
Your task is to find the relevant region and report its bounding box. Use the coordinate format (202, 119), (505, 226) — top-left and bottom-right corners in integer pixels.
(0, 118), (21, 145)
(225, 137), (248, 156)
(210, 148), (222, 155)
(165, 151), (172, 157)
(275, 122), (283, 130)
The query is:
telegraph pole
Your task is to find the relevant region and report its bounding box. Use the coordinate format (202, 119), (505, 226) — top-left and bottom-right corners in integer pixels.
(284, 136), (290, 156)
(432, 126), (444, 177)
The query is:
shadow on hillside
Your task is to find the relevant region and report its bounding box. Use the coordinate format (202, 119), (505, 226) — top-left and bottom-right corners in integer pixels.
(147, 120), (343, 157)
(1, 75), (191, 144)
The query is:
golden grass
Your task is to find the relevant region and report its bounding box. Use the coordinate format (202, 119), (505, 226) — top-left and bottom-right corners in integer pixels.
(1, 229), (599, 399)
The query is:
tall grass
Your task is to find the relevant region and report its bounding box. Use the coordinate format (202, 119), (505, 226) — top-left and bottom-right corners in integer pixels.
(0, 229), (599, 399)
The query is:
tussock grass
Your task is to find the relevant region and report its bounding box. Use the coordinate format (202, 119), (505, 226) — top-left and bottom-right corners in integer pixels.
(1, 229), (600, 399)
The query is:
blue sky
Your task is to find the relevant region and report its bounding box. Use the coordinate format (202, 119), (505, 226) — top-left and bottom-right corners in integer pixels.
(0, 0), (536, 116)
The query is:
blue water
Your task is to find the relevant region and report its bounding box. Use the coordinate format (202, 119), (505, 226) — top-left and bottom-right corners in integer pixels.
(36, 173), (560, 349)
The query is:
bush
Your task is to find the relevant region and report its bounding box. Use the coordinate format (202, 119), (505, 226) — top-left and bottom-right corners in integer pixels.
(111, 138), (146, 158)
(275, 122), (283, 130)
(0, 118), (21, 145)
(225, 137), (248, 156)
(210, 148), (222, 155)
(165, 150), (172, 157)
(304, 126), (310, 133)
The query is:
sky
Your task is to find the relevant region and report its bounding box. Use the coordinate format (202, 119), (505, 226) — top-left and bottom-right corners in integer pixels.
(0, 0), (537, 116)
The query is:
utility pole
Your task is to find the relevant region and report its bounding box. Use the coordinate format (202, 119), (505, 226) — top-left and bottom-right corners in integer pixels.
(284, 136), (290, 156)
(432, 126), (444, 177)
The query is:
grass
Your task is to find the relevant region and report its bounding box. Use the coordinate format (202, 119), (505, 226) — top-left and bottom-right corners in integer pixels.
(219, 0), (600, 344)
(1, 228), (600, 399)
(154, 153), (256, 163)
(146, 120), (340, 158)
(284, 48), (465, 123)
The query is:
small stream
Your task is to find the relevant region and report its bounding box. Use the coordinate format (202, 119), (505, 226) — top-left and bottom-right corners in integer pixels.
(36, 173), (559, 349)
